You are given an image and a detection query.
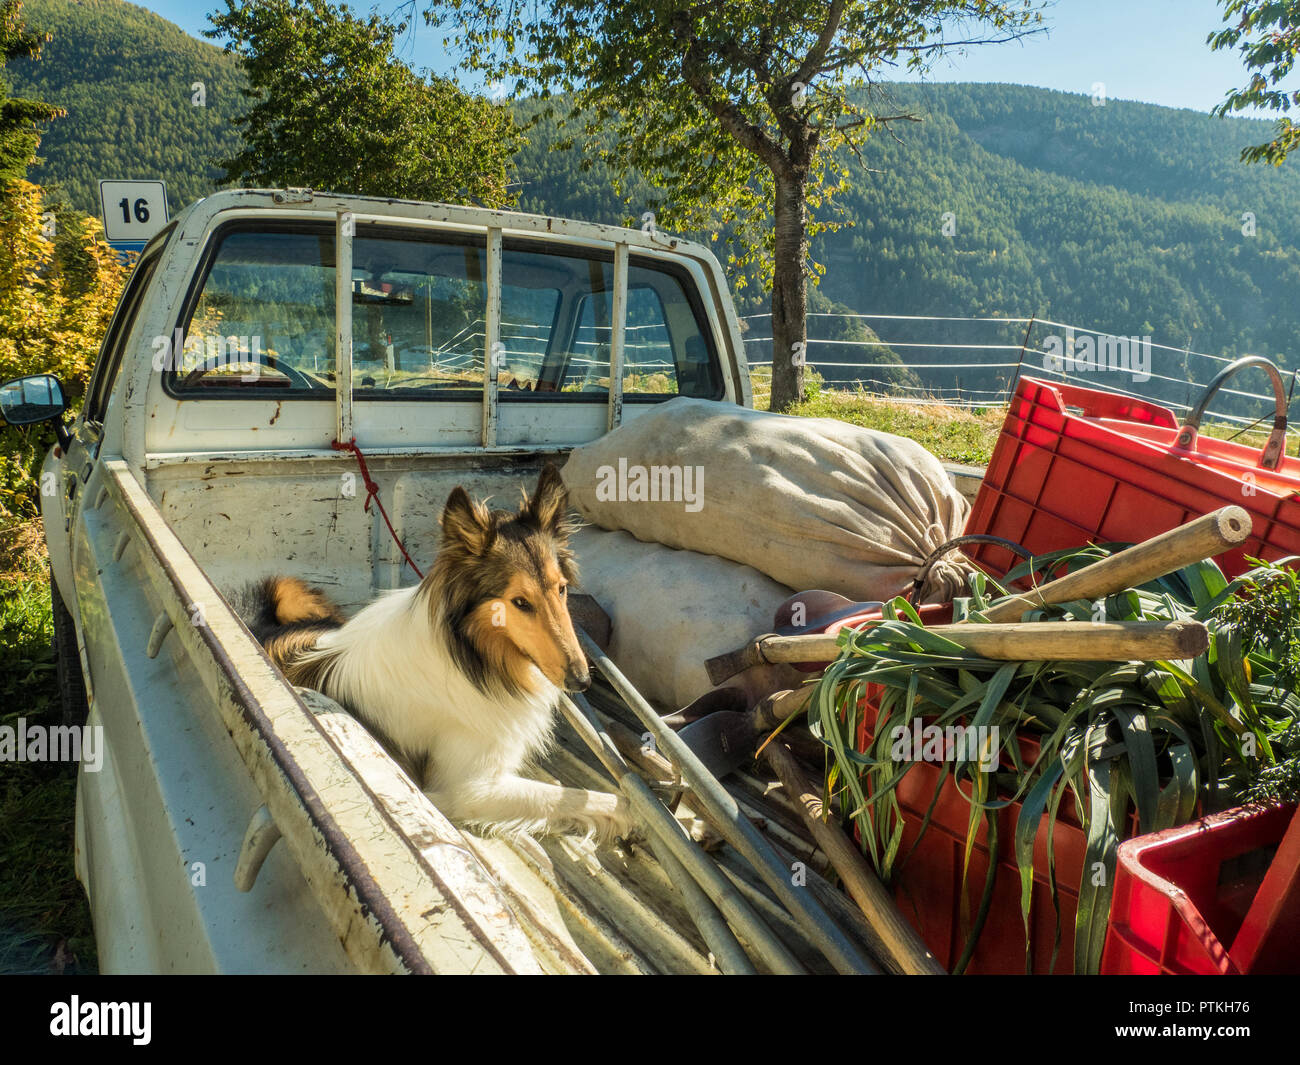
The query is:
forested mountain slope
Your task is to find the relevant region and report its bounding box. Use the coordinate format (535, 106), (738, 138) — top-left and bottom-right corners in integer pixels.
(10, 0), (1299, 400)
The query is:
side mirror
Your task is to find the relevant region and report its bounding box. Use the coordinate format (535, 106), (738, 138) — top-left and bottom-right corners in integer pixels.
(0, 374), (70, 446)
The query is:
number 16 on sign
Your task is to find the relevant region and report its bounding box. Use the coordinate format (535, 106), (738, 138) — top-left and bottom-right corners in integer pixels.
(98, 180), (169, 245)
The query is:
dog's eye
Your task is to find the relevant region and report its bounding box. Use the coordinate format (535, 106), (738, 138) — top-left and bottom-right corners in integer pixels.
(511, 597), (533, 613)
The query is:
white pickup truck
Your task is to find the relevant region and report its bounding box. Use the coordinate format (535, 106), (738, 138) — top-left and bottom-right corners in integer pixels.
(4, 189), (904, 975)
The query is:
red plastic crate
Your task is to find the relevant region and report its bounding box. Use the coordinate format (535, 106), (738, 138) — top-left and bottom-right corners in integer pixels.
(856, 710), (1090, 974)
(800, 607), (1299, 975)
(965, 378), (1300, 579)
(817, 605), (1109, 973)
(1102, 803), (1300, 975)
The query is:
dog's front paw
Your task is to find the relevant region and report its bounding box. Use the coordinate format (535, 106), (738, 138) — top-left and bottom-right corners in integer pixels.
(611, 800), (645, 846)
(585, 794), (636, 845)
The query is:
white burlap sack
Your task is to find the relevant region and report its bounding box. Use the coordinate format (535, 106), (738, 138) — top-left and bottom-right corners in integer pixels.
(570, 525), (795, 712)
(562, 398), (977, 604)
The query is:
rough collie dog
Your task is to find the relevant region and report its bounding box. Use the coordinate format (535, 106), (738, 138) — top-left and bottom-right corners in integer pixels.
(234, 464), (632, 841)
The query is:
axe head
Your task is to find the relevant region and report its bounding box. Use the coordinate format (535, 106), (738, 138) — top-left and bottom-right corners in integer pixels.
(676, 711), (755, 779)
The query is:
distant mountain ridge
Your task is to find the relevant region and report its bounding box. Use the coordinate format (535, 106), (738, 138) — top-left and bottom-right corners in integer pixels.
(11, 0), (243, 213)
(9, 0), (1300, 406)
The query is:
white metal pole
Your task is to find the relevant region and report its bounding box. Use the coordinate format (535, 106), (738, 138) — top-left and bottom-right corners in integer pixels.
(608, 242), (628, 431)
(483, 228), (502, 446)
(335, 210), (354, 443)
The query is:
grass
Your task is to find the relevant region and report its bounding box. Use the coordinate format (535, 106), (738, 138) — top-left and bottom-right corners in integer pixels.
(1201, 420), (1300, 457)
(751, 369), (1008, 466)
(0, 521), (97, 974)
(750, 369), (1300, 467)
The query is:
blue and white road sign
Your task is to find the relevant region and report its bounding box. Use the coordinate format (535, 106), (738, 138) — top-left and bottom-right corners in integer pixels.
(98, 180), (169, 250)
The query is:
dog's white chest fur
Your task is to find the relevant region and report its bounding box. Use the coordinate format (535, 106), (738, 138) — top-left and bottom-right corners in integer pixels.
(311, 585), (559, 790)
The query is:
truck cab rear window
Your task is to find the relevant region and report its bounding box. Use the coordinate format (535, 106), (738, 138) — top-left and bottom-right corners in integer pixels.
(167, 224), (722, 401)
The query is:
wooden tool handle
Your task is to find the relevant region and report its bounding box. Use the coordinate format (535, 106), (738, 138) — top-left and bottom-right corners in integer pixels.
(746, 619), (1208, 664)
(705, 508), (1243, 682)
(981, 506), (1251, 623)
(752, 686), (814, 731)
(704, 637), (773, 687)
(763, 741), (946, 976)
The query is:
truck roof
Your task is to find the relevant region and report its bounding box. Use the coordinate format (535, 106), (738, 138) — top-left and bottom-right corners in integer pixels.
(157, 187), (721, 265)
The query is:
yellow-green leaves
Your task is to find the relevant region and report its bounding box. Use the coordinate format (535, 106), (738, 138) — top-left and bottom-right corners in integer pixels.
(0, 180), (125, 519)
(1208, 0), (1300, 165)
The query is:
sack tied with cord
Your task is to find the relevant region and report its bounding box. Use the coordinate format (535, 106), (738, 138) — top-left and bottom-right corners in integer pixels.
(561, 397), (979, 605)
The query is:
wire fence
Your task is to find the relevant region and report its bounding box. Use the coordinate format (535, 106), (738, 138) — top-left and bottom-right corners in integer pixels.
(410, 318), (677, 378)
(741, 312), (1299, 438)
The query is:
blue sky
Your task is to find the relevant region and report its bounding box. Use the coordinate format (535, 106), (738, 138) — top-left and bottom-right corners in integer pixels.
(140, 0), (1268, 114)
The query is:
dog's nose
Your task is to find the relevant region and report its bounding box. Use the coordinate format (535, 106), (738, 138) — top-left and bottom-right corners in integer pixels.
(566, 668), (591, 692)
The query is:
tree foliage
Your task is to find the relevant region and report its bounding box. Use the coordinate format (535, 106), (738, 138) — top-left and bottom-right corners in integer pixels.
(207, 0), (522, 206)
(524, 82), (1300, 413)
(1210, 0), (1300, 165)
(0, 180), (128, 518)
(0, 2), (122, 521)
(426, 0), (1042, 408)
(0, 0), (62, 182)
(8, 0), (243, 213)
(4, 3), (1299, 425)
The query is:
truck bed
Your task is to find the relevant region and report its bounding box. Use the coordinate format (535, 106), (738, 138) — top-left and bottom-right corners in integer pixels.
(81, 450), (891, 973)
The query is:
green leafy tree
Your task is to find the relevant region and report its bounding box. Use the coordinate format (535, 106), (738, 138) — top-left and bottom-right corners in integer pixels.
(207, 0), (522, 206)
(426, 0), (1041, 409)
(0, 179), (128, 519)
(1210, 0), (1300, 164)
(0, 0), (61, 182)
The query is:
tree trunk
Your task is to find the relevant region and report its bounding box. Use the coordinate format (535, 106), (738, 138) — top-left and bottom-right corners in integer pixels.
(769, 168), (808, 412)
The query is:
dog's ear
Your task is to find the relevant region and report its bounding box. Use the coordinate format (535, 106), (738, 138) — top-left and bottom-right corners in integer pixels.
(523, 463), (568, 535)
(441, 486), (494, 555)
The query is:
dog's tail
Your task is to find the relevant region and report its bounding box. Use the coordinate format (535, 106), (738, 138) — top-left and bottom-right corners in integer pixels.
(229, 576), (345, 673)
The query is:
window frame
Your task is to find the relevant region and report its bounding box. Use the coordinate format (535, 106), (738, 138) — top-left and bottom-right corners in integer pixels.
(569, 281), (683, 398)
(83, 244), (166, 424)
(163, 219), (350, 403)
(161, 218), (724, 405)
(494, 238), (723, 405)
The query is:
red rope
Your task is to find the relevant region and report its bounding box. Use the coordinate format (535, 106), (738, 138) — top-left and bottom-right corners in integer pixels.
(331, 438), (425, 579)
